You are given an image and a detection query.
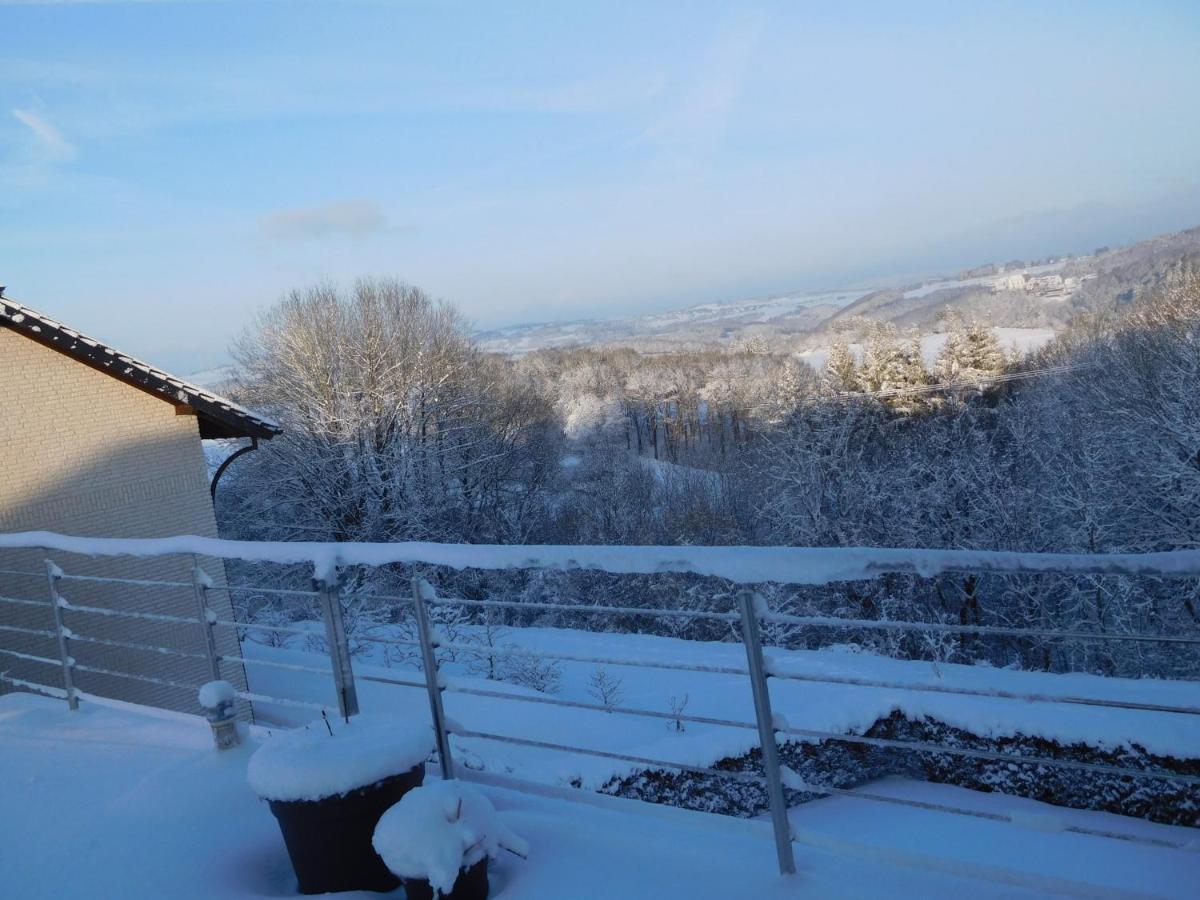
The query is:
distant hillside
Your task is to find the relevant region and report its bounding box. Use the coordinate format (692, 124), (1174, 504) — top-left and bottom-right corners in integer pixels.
(478, 225), (1200, 355)
(476, 288), (864, 355)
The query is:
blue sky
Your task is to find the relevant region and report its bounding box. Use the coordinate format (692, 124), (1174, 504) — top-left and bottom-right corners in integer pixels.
(3, 1), (1199, 372)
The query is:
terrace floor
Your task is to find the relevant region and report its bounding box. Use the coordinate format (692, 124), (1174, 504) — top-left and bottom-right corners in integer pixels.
(0, 693), (1195, 899)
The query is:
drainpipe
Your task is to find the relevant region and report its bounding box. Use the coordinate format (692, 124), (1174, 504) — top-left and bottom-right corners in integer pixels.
(209, 437), (259, 500)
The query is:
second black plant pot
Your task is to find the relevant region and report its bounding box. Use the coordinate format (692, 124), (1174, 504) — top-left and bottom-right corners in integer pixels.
(402, 857), (489, 900)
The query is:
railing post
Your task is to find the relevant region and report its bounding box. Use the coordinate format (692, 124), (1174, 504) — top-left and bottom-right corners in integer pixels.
(313, 567), (359, 721)
(412, 577), (455, 780)
(43, 559), (79, 712)
(737, 589), (795, 876)
(191, 558), (222, 685)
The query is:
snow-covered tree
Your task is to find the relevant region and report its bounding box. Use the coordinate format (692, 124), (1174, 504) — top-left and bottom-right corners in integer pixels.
(934, 312), (1008, 388)
(858, 323), (928, 409)
(823, 340), (858, 392)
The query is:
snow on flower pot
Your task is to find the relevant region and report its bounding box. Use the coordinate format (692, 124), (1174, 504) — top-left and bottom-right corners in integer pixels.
(372, 780), (528, 900)
(246, 715), (435, 895)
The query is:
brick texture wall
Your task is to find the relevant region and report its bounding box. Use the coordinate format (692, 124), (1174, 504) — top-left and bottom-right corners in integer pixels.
(0, 328), (250, 713)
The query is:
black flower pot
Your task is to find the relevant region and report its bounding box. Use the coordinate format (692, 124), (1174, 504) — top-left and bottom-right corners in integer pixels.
(402, 857), (489, 900)
(267, 764), (424, 895)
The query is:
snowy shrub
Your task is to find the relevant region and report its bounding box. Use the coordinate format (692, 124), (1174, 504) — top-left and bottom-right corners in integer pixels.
(501, 653), (562, 695)
(666, 693), (689, 733)
(586, 666), (625, 711)
(463, 612), (509, 681)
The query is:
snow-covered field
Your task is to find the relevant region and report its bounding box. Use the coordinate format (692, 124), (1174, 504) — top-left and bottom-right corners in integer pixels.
(475, 288), (869, 354)
(239, 625), (1200, 789)
(3, 692), (1196, 899)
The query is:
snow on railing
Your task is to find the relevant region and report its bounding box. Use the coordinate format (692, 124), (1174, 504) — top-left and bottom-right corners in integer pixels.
(2, 532), (1199, 870)
(5, 530), (1200, 585)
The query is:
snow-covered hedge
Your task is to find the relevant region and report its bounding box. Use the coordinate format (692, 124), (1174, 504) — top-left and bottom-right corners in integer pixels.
(603, 711), (1200, 826)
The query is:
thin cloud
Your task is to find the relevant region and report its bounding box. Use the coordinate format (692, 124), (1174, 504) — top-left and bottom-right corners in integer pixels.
(259, 200), (396, 241)
(634, 14), (765, 154)
(12, 107), (77, 162)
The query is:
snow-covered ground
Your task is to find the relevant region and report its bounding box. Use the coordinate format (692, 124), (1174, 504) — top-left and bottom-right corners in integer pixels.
(3, 692), (1195, 898)
(239, 625), (1200, 789)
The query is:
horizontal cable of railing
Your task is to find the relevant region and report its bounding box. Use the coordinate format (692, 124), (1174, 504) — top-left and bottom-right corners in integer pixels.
(41, 594), (1200, 651)
(379, 590), (1199, 646)
(0, 647), (60, 667)
(224, 584), (319, 599)
(0, 593), (50, 609)
(212, 618), (326, 639)
(767, 669), (1200, 717)
(56, 572), (193, 590)
(449, 727), (763, 786)
(434, 638), (751, 677)
(355, 671), (428, 690)
(0, 569), (50, 581)
(761, 611), (1200, 646)
(71, 662), (197, 693)
(4, 569), (322, 599)
(0, 622), (56, 640)
(68, 633), (210, 662)
(352, 632), (422, 649)
(219, 654), (334, 677)
(422, 593), (741, 623)
(234, 689), (332, 713)
(58, 600), (198, 627)
(773, 723), (1200, 786)
(0, 672), (67, 698)
(443, 681), (759, 731)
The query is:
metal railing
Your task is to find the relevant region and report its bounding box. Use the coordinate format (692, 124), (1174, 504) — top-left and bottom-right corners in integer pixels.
(1, 538), (1199, 878)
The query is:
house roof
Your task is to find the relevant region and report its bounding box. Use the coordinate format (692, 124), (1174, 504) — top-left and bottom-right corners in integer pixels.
(0, 295), (281, 441)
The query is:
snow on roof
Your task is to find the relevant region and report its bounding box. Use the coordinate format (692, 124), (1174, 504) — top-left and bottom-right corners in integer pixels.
(0, 296), (280, 440)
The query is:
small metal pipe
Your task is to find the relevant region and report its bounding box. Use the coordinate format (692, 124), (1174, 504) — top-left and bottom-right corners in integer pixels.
(191, 559), (222, 684)
(738, 589), (796, 876)
(413, 577), (455, 780)
(314, 568), (359, 721)
(209, 437), (258, 501)
(44, 559), (79, 712)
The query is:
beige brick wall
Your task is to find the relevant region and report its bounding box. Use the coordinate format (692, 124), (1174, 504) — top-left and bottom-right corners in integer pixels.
(0, 328), (249, 713)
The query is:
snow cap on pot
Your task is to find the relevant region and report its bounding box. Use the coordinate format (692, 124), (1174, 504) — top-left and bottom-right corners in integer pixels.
(373, 780), (528, 898)
(247, 713), (435, 803)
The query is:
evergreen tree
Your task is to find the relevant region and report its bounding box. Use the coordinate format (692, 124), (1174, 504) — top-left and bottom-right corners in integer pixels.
(934, 312), (1008, 389)
(859, 323), (928, 409)
(824, 340), (858, 392)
